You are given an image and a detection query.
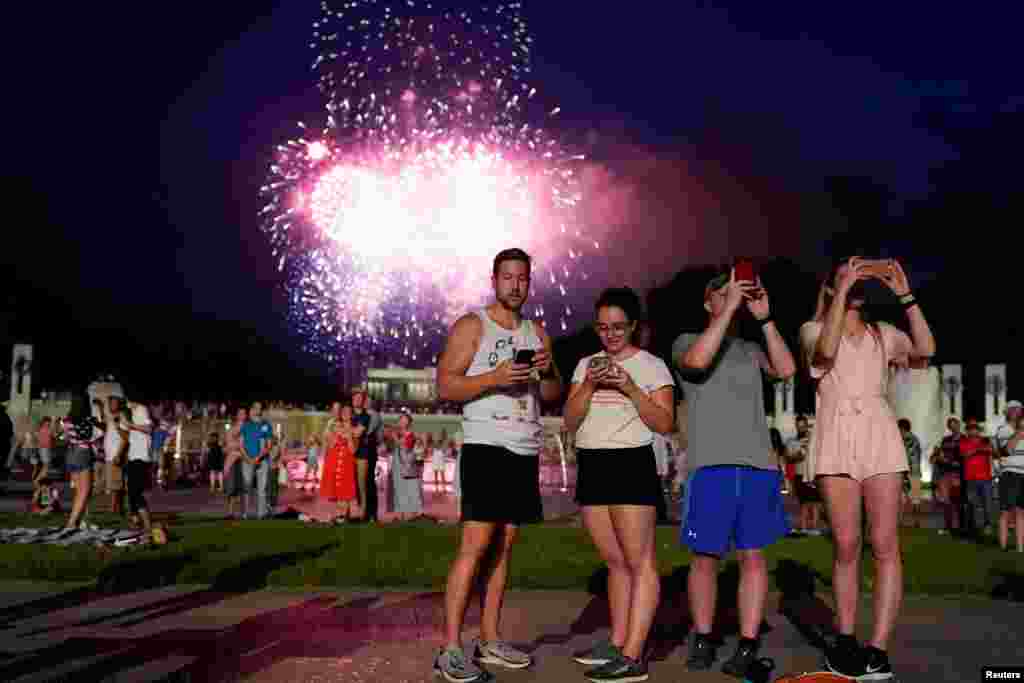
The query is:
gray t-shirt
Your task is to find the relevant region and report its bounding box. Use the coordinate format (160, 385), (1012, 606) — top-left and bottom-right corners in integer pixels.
(672, 333), (774, 472)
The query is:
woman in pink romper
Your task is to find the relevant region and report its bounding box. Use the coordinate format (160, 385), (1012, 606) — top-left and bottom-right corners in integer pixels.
(800, 257), (935, 681)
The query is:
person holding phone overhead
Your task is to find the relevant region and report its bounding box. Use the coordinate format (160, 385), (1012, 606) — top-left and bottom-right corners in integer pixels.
(433, 248), (562, 683)
(673, 263), (797, 679)
(564, 287), (675, 683)
(800, 257), (935, 681)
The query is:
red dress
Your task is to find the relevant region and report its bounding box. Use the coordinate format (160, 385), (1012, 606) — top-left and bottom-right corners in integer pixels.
(319, 433), (357, 502)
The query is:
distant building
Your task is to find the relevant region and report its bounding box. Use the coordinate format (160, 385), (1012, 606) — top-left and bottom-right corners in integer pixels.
(366, 365), (436, 404)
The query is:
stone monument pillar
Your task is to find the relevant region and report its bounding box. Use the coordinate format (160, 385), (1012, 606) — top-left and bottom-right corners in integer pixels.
(7, 345), (33, 465)
(9, 345), (33, 416)
(941, 364), (962, 420)
(985, 364), (1007, 434)
(773, 377), (797, 438)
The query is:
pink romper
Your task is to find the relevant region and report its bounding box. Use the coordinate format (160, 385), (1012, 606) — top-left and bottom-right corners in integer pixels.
(801, 321), (912, 481)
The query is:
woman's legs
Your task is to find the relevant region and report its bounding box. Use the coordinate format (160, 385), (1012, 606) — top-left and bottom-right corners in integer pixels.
(31, 464), (47, 505)
(581, 506), (630, 649)
(819, 475), (863, 636)
(355, 459), (369, 517)
(609, 505), (659, 660)
(937, 474), (959, 531)
(66, 469), (93, 529)
(999, 509), (1011, 549)
(1016, 508), (1024, 551)
(861, 473), (904, 649)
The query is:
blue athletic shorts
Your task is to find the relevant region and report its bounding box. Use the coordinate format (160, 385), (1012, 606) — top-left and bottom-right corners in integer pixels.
(680, 465), (789, 556)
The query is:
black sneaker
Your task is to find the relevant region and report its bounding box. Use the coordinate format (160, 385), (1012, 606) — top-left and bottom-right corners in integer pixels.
(824, 634), (866, 678)
(584, 654), (649, 682)
(721, 637), (759, 678)
(684, 632), (717, 671)
(860, 645), (894, 681)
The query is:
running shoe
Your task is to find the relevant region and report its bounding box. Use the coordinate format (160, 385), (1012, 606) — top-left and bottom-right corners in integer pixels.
(573, 638), (622, 666)
(474, 640), (532, 669)
(584, 654), (649, 682)
(433, 647), (489, 683)
(684, 632), (717, 671)
(859, 645), (894, 681)
(721, 637), (760, 678)
(824, 633), (866, 678)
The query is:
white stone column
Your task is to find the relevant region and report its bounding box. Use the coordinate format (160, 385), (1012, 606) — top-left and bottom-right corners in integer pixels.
(941, 364), (963, 420)
(9, 344), (33, 416)
(7, 345), (33, 466)
(985, 364), (1007, 433)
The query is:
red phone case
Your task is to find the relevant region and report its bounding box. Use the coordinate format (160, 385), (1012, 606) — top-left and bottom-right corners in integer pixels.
(735, 259), (756, 283)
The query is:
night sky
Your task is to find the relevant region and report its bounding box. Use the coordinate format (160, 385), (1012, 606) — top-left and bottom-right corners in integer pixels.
(4, 1), (1022, 402)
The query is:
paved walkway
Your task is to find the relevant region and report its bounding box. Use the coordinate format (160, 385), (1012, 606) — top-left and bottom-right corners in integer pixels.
(0, 580), (1019, 682)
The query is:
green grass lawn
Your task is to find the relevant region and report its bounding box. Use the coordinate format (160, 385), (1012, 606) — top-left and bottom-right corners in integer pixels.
(0, 513), (1020, 596)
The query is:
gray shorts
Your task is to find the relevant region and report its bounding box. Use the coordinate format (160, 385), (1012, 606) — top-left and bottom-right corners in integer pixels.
(38, 448), (52, 466)
(66, 447), (94, 474)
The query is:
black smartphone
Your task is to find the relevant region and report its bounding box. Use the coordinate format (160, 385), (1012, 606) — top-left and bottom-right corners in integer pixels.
(514, 349), (536, 365)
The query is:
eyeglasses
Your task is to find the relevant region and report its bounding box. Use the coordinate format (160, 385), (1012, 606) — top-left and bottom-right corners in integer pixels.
(594, 322), (633, 335)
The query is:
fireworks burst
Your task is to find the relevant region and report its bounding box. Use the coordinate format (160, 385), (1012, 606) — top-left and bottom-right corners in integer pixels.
(260, 0), (594, 365)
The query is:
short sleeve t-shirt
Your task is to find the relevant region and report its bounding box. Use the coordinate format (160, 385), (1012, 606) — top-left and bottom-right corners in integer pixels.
(571, 350), (674, 449)
(960, 436), (994, 480)
(241, 420), (272, 459)
(1003, 437), (1024, 475)
(128, 406), (152, 462)
(935, 434), (961, 476)
(353, 411), (381, 458)
(672, 333), (773, 471)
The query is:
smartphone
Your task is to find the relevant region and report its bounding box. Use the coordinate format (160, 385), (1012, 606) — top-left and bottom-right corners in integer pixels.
(514, 349), (536, 365)
(734, 257), (756, 283)
(588, 355), (610, 371)
(860, 259), (892, 279)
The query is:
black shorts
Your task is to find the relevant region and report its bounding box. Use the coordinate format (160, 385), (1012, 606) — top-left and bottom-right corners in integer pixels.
(998, 471), (1024, 511)
(575, 445), (662, 507)
(460, 444), (542, 525)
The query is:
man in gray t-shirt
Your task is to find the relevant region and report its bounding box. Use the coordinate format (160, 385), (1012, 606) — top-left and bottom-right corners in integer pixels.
(674, 333), (773, 472)
(671, 268), (797, 677)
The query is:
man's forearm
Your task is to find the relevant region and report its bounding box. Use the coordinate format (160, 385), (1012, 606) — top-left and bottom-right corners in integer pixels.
(437, 371), (497, 402)
(681, 309), (735, 370)
(762, 322), (797, 379)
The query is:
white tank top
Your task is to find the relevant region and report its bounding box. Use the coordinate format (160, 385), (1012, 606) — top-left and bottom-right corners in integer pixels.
(461, 309), (544, 455)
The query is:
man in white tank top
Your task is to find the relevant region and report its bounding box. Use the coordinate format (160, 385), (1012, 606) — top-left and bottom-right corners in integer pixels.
(433, 248), (563, 682)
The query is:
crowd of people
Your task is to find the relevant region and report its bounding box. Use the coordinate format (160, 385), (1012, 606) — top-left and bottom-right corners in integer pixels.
(428, 249), (949, 683)
(6, 248), (1024, 683)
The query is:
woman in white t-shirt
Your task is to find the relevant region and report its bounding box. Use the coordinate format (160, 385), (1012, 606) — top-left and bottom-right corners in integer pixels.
(123, 400), (154, 536)
(562, 287), (675, 680)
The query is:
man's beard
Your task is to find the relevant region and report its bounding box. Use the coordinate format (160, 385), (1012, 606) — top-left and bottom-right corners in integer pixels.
(497, 292), (525, 312)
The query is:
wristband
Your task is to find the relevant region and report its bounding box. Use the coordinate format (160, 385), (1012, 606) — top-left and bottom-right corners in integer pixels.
(759, 315), (775, 329)
(898, 292), (914, 304)
(901, 296), (917, 310)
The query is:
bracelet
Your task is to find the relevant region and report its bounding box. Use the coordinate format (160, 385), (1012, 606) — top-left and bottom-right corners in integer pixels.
(901, 296), (918, 310)
(758, 315), (775, 329)
(898, 292), (915, 304)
